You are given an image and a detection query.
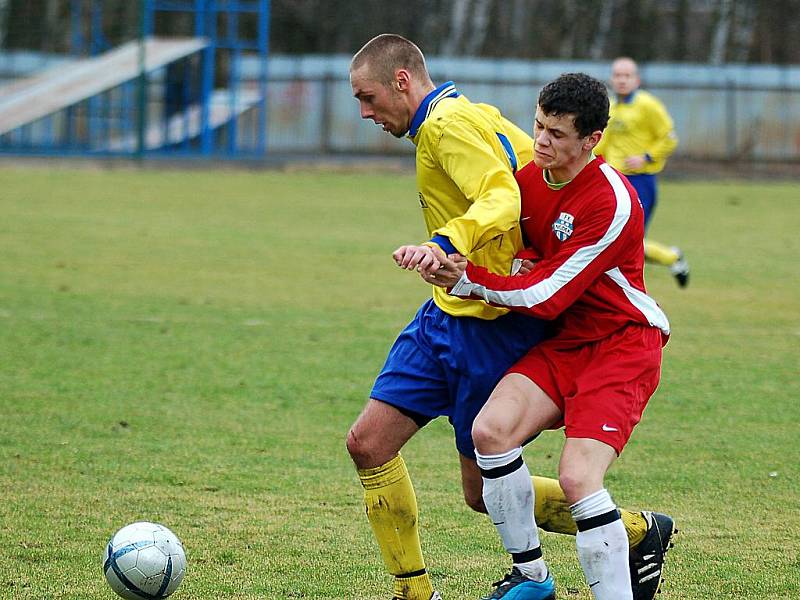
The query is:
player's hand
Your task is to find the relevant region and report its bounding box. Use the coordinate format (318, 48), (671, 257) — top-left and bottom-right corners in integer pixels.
(420, 253), (467, 288)
(511, 248), (540, 276)
(624, 155), (648, 171)
(512, 258), (537, 275)
(392, 244), (444, 273)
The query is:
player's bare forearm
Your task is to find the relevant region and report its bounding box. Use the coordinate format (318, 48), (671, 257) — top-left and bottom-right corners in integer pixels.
(624, 155), (648, 171)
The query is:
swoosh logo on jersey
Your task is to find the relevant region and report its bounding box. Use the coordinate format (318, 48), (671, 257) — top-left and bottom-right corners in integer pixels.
(602, 424), (619, 432)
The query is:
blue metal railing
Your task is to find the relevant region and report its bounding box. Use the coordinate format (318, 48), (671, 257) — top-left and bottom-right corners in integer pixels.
(0, 0), (270, 158)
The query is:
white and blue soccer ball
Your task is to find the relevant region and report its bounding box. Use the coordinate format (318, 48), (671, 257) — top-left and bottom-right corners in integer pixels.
(103, 521), (187, 599)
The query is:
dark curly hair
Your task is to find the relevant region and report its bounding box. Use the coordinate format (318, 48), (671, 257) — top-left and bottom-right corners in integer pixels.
(538, 73), (609, 137)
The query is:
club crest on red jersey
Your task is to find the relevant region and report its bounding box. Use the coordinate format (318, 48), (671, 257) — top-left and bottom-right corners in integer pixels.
(552, 212), (574, 241)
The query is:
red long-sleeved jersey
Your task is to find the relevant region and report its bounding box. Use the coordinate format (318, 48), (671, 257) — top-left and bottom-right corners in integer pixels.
(449, 156), (670, 346)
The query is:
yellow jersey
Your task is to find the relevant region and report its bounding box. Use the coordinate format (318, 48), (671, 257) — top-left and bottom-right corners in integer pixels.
(595, 89), (678, 175)
(409, 82), (534, 319)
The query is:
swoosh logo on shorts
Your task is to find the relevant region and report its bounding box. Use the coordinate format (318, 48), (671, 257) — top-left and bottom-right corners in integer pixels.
(602, 424), (619, 432)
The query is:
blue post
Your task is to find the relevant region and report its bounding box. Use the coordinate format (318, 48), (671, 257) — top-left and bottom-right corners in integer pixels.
(181, 57), (191, 149)
(137, 0), (149, 159)
(143, 0), (155, 36)
(199, 0), (216, 155)
(44, 115), (54, 148)
(100, 90), (110, 149)
(257, 0), (269, 154)
(68, 0), (83, 149)
(70, 0), (84, 56)
(223, 3), (239, 154)
(90, 0), (103, 55)
(85, 0), (102, 148)
(122, 81), (133, 152)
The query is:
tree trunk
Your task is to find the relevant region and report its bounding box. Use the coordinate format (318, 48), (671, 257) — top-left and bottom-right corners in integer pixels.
(710, 0), (733, 64)
(4, 0), (37, 49)
(3, 0), (800, 64)
(464, 0), (492, 56)
(557, 0), (578, 58)
(0, 0), (9, 49)
(42, 0), (62, 52)
(590, 0), (616, 60)
(441, 0), (469, 56)
(731, 0), (757, 62)
(670, 0), (690, 61)
(509, 0), (529, 47)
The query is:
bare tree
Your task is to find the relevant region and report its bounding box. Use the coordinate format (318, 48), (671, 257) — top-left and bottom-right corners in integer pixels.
(730, 0), (757, 62)
(509, 0), (529, 47)
(557, 0), (579, 58)
(3, 0), (800, 64)
(759, 0), (800, 64)
(670, 0), (691, 61)
(463, 0), (492, 56)
(41, 0), (62, 52)
(590, 0), (617, 59)
(709, 0), (733, 64)
(419, 1), (449, 54)
(441, 0), (469, 56)
(0, 0), (9, 48)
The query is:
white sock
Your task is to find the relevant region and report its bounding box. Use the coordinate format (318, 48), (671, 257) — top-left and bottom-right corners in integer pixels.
(476, 448), (548, 582)
(571, 489), (632, 600)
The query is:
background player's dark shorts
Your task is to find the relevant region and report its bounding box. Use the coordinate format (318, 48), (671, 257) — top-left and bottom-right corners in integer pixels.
(371, 299), (551, 459)
(627, 173), (657, 228)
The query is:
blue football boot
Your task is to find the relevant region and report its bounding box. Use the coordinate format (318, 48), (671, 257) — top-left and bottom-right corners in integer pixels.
(479, 567), (555, 600)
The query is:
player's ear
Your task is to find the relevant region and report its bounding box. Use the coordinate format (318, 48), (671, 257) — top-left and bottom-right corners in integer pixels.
(584, 130), (603, 152)
(395, 69), (411, 92)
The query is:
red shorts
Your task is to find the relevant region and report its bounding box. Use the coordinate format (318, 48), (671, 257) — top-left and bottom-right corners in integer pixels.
(508, 325), (663, 454)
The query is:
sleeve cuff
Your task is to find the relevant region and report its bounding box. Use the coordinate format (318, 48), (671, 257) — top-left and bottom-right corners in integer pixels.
(429, 234), (458, 256)
(449, 271), (478, 297)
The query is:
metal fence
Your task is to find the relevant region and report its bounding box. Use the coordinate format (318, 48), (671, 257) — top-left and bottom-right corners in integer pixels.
(0, 0), (270, 158)
(2, 52), (800, 162)
(265, 77), (800, 163)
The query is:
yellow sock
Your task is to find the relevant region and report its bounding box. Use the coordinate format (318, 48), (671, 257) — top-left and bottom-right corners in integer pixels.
(532, 475), (575, 534)
(531, 476), (648, 547)
(359, 454), (433, 600)
(622, 510), (648, 547)
(644, 239), (679, 266)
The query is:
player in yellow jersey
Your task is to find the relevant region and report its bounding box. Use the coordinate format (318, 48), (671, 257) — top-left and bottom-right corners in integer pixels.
(594, 57), (690, 287)
(346, 35), (673, 600)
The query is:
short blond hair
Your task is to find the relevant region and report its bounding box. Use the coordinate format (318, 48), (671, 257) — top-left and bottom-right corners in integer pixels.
(351, 34), (430, 86)
(612, 56), (639, 74)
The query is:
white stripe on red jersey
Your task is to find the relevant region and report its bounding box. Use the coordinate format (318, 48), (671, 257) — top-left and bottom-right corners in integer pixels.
(449, 157), (669, 345)
(604, 267), (670, 333)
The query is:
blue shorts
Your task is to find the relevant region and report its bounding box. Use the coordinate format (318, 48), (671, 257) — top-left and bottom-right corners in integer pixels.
(371, 299), (552, 459)
(627, 173), (657, 229)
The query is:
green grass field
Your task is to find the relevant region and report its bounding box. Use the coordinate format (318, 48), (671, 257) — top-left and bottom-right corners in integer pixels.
(0, 166), (798, 599)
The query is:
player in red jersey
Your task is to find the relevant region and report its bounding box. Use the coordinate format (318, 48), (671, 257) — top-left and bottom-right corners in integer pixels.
(424, 73), (671, 600)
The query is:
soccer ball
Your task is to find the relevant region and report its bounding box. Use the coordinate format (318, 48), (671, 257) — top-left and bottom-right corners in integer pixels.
(103, 521), (187, 599)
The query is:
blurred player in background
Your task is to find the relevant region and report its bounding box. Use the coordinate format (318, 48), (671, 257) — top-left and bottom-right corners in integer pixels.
(594, 57), (690, 287)
(346, 34), (672, 600)
(426, 72), (672, 600)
